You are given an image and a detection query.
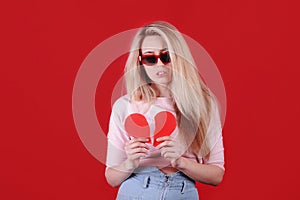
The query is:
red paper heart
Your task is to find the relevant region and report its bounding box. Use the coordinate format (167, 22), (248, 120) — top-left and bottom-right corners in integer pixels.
(124, 113), (150, 142)
(124, 111), (176, 146)
(153, 111), (177, 147)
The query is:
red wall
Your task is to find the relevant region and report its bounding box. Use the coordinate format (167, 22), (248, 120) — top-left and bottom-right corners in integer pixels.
(1, 0), (299, 199)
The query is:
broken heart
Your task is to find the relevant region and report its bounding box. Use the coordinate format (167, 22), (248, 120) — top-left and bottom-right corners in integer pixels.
(124, 111), (177, 147)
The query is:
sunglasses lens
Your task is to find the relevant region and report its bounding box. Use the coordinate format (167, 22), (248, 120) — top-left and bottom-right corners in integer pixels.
(142, 55), (157, 65)
(160, 52), (171, 64)
(140, 51), (171, 66)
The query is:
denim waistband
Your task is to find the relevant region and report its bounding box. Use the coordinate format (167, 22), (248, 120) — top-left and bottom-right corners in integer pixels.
(130, 166), (195, 193)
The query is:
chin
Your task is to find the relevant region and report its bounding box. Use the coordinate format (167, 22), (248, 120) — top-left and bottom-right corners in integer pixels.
(155, 80), (171, 85)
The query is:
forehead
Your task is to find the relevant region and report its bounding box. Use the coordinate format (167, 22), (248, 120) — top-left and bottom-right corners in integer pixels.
(141, 35), (167, 53)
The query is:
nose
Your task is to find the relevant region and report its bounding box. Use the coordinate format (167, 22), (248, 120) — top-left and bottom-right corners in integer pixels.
(156, 57), (164, 66)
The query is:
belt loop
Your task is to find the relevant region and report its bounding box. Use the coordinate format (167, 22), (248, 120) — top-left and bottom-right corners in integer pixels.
(181, 180), (186, 194)
(143, 176), (150, 188)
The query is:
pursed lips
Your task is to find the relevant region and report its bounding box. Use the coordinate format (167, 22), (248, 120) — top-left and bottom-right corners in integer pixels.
(156, 71), (167, 76)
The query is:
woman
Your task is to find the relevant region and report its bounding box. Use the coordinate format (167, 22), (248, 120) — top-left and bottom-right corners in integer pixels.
(105, 21), (225, 199)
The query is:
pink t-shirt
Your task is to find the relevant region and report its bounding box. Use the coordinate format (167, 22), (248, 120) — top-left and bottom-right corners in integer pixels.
(106, 95), (225, 170)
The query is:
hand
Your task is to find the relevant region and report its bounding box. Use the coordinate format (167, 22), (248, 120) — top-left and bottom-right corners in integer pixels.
(156, 136), (186, 168)
(124, 138), (149, 171)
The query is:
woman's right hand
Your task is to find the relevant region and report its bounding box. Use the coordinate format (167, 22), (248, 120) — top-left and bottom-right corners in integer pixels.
(124, 137), (149, 171)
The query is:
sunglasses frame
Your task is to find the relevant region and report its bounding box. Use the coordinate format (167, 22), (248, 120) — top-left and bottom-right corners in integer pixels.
(138, 50), (171, 66)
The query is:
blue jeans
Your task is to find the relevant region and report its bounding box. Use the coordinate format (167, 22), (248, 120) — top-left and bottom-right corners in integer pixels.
(116, 167), (199, 200)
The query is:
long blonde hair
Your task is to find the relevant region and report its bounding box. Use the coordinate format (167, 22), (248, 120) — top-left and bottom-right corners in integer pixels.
(125, 21), (213, 158)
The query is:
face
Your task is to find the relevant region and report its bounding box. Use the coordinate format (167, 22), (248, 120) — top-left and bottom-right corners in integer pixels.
(140, 35), (172, 86)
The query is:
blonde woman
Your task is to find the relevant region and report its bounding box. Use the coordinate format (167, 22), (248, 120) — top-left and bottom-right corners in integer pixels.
(105, 21), (225, 200)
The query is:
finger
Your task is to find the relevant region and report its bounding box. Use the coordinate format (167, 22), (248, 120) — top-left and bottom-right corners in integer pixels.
(127, 147), (148, 155)
(130, 152), (148, 160)
(125, 142), (142, 152)
(163, 150), (184, 159)
(128, 137), (149, 144)
(160, 147), (176, 157)
(156, 136), (173, 142)
(162, 152), (179, 160)
(126, 141), (150, 150)
(156, 140), (174, 150)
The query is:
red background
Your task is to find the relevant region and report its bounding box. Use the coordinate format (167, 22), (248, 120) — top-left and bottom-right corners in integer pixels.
(1, 0), (300, 199)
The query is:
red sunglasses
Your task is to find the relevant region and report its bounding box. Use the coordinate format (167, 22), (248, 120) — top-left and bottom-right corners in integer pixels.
(139, 51), (171, 66)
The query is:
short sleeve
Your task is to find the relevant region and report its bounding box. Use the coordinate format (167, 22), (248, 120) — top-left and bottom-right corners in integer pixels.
(106, 98), (130, 168)
(202, 97), (225, 170)
(203, 134), (225, 170)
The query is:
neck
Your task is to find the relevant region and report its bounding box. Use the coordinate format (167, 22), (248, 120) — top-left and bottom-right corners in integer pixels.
(153, 84), (171, 98)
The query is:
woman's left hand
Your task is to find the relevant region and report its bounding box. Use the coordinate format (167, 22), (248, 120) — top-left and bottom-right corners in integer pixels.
(156, 136), (186, 168)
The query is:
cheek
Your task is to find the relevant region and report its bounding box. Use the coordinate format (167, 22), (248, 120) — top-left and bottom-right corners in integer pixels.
(144, 67), (156, 76)
(167, 66), (172, 77)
